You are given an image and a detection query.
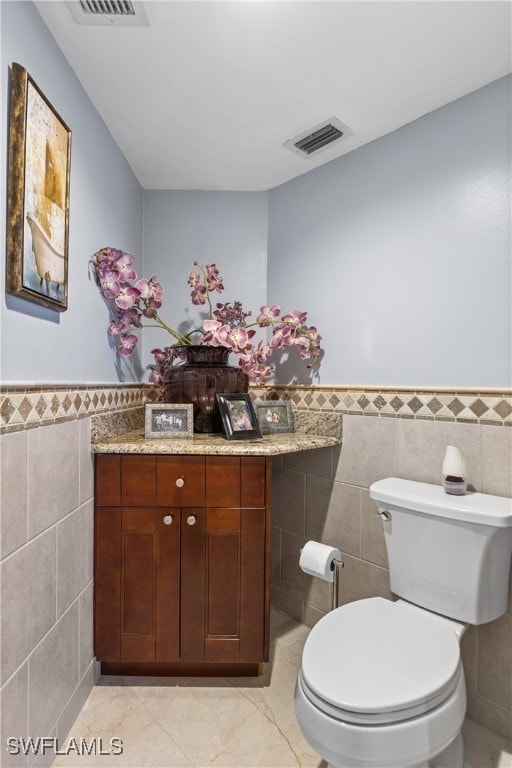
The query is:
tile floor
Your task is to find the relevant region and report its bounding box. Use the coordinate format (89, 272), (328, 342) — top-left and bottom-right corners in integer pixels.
(53, 610), (512, 768)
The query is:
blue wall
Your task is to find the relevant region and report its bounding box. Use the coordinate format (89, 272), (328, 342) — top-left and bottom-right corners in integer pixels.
(2, 1), (510, 389)
(268, 76), (511, 387)
(1, 1), (143, 384)
(142, 190), (268, 367)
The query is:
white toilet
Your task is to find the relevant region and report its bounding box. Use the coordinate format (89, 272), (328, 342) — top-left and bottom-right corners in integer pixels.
(294, 478), (512, 768)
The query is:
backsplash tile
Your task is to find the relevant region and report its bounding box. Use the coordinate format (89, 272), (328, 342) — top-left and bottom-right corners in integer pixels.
(253, 386), (512, 425)
(1, 384), (510, 434)
(0, 385), (144, 434)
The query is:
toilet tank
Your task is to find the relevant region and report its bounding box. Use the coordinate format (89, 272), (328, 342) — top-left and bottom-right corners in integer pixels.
(370, 478), (512, 624)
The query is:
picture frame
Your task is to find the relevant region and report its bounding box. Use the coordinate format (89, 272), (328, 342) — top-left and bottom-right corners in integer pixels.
(6, 63), (72, 312)
(145, 404), (194, 438)
(216, 393), (262, 440)
(256, 400), (294, 434)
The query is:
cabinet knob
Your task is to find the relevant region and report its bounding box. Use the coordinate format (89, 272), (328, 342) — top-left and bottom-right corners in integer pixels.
(186, 515), (196, 526)
(163, 515), (173, 526)
(175, 477), (185, 488)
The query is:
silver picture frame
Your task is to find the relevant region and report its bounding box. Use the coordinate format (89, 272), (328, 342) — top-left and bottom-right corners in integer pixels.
(144, 403), (194, 438)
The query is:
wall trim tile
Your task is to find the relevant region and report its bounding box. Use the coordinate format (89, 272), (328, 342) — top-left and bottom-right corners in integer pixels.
(1, 384), (144, 435)
(1, 383), (510, 434)
(252, 386), (512, 426)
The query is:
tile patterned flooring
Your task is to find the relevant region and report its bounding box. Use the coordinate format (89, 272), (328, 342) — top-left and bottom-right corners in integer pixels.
(53, 610), (512, 768)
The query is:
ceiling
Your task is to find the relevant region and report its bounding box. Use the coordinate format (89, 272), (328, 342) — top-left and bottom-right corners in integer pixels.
(35, 1), (512, 191)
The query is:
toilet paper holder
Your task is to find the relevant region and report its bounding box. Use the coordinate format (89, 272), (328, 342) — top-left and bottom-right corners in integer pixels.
(299, 547), (344, 611)
(330, 558), (344, 611)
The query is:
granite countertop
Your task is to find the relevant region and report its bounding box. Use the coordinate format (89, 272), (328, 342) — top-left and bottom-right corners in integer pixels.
(91, 406), (342, 456)
(92, 427), (340, 456)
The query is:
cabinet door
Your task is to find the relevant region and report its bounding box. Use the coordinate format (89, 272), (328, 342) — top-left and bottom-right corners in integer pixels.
(120, 506), (181, 662)
(180, 506), (266, 663)
(95, 505), (180, 663)
(121, 507), (156, 661)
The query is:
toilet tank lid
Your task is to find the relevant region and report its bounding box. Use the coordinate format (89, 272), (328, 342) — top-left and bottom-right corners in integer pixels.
(370, 478), (512, 527)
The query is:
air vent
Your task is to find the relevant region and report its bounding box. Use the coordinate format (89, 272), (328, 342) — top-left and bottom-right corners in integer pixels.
(66, 0), (149, 25)
(284, 117), (353, 158)
(80, 1), (135, 16)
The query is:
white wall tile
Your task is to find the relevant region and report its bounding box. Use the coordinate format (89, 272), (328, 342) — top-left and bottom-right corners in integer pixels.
(397, 419), (482, 490)
(305, 478), (361, 558)
(1, 529), (57, 685)
(1, 664), (28, 768)
(27, 422), (80, 539)
(271, 467), (306, 536)
(1, 431), (28, 559)
(482, 425), (512, 497)
(28, 603), (79, 739)
(78, 584), (94, 681)
(56, 502), (93, 617)
(334, 415), (398, 487)
(284, 446), (334, 479)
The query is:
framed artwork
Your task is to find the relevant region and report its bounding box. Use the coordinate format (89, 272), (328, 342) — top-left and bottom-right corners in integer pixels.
(216, 393), (262, 440)
(256, 400), (294, 433)
(145, 404), (194, 438)
(6, 63), (71, 312)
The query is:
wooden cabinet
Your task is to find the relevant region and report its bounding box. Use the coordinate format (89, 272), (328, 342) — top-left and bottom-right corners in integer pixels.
(94, 454), (271, 675)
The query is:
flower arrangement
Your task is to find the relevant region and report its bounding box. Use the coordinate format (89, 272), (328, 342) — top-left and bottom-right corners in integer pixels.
(91, 247), (322, 391)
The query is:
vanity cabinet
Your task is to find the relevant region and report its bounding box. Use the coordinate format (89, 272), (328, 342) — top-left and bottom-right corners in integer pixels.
(94, 454), (271, 675)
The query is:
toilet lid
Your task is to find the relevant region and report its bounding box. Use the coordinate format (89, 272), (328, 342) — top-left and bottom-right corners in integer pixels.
(301, 598), (462, 723)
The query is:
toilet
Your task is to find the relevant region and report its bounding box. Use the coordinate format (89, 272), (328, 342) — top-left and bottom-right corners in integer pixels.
(294, 478), (512, 768)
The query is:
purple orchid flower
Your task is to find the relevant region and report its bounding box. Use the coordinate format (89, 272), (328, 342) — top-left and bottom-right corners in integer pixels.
(205, 264), (224, 294)
(114, 283), (141, 310)
(256, 305), (280, 326)
(92, 248), (322, 391)
(113, 251), (137, 282)
(201, 320), (230, 346)
(99, 271), (121, 299)
(118, 334), (139, 355)
(136, 276), (164, 308)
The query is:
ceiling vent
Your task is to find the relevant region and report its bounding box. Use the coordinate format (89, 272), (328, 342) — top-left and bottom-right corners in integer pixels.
(284, 117), (353, 158)
(66, 1), (149, 26)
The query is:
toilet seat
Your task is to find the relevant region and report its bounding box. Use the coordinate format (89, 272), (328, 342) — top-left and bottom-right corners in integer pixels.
(301, 597), (463, 726)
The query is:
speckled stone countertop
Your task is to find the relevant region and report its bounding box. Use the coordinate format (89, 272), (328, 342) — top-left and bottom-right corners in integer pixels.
(92, 428), (339, 456)
(91, 406), (342, 456)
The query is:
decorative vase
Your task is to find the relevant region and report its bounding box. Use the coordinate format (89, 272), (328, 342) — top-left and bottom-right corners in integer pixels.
(163, 345), (249, 433)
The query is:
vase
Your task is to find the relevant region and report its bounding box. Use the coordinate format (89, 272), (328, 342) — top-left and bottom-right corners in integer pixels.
(163, 345), (249, 433)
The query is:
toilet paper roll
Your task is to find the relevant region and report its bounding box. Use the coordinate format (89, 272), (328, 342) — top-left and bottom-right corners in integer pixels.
(299, 540), (341, 582)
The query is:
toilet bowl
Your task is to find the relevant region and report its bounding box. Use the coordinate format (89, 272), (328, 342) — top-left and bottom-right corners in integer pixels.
(294, 598), (467, 768)
(294, 478), (512, 768)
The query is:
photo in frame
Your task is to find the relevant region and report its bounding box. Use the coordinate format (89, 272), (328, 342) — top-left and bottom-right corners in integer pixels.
(6, 63), (71, 311)
(256, 400), (294, 434)
(145, 404), (194, 438)
(216, 393), (262, 440)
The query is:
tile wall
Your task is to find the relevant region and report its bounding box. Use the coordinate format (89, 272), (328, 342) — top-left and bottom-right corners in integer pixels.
(0, 385), (143, 768)
(266, 387), (512, 743)
(1, 383), (510, 757)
